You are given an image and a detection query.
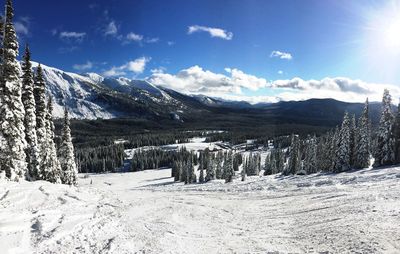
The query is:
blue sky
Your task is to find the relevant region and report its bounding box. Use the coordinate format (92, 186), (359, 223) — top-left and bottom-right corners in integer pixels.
(13, 0), (400, 102)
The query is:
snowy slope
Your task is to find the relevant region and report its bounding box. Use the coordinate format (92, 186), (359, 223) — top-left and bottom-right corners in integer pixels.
(1, 166), (400, 253)
(28, 62), (182, 120)
(31, 62), (117, 119)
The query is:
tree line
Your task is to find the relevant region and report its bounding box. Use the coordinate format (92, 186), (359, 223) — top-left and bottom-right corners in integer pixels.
(0, 0), (77, 185)
(129, 89), (400, 184)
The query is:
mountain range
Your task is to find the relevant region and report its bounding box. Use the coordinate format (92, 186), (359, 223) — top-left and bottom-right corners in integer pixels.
(35, 63), (382, 130)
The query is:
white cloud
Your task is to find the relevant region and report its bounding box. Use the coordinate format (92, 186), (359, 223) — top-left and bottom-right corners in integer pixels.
(270, 50), (293, 60)
(103, 57), (151, 77)
(149, 66), (267, 95)
(148, 65), (399, 104)
(104, 21), (118, 36)
(59, 31), (86, 41)
(124, 33), (159, 44)
(73, 61), (93, 71)
(146, 37), (159, 43)
(14, 22), (28, 36)
(278, 70), (284, 75)
(188, 25), (233, 40)
(103, 66), (126, 77)
(270, 77), (400, 103)
(126, 57), (150, 73)
(126, 32), (143, 42)
(167, 41), (175, 46)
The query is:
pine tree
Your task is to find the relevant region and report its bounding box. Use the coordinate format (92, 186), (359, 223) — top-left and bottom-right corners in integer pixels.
(330, 127), (340, 170)
(34, 64), (48, 179)
(205, 154), (215, 181)
(394, 101), (400, 163)
(241, 162), (246, 181)
(335, 112), (351, 172)
(58, 107), (78, 185)
(286, 135), (300, 175)
(21, 44), (39, 180)
(264, 154), (272, 175)
(374, 89), (395, 167)
(215, 151), (223, 179)
(349, 114), (357, 167)
(223, 151), (233, 183)
(174, 161), (181, 181)
(45, 96), (62, 183)
(304, 135), (317, 174)
(199, 166), (204, 183)
(0, 0), (27, 180)
(355, 99), (371, 169)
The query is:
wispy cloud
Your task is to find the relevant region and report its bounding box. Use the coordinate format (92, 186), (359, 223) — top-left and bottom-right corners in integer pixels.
(270, 50), (293, 60)
(15, 22), (29, 36)
(58, 46), (79, 54)
(59, 31), (86, 42)
(103, 57), (151, 77)
(14, 17), (31, 36)
(73, 61), (93, 71)
(188, 25), (233, 40)
(124, 33), (159, 45)
(126, 32), (143, 42)
(146, 37), (159, 43)
(104, 21), (118, 36)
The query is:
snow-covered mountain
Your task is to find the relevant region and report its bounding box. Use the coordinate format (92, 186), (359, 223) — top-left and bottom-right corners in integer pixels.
(31, 63), (183, 119)
(29, 63), (382, 126)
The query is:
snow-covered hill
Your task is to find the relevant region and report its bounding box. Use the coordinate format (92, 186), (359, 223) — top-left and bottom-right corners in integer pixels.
(31, 63), (180, 119)
(1, 166), (399, 253)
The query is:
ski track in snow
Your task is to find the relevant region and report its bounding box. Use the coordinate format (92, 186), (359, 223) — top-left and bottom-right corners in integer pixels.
(1, 167), (400, 253)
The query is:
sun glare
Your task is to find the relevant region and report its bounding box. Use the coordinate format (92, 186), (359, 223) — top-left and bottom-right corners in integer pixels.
(383, 17), (400, 49)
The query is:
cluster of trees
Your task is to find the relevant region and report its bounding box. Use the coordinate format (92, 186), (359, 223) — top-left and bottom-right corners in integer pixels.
(172, 148), (242, 184)
(75, 144), (124, 173)
(263, 98), (371, 175)
(0, 0), (77, 185)
(131, 147), (197, 171)
(263, 90), (400, 176)
(124, 132), (190, 149)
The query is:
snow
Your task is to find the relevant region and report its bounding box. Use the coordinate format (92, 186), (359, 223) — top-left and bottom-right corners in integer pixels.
(1, 166), (400, 253)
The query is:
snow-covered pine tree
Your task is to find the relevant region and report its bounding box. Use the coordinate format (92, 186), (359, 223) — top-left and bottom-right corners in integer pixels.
(304, 135), (317, 174)
(34, 64), (48, 179)
(58, 107), (78, 185)
(215, 151), (223, 179)
(171, 160), (177, 178)
(21, 44), (39, 180)
(199, 166), (204, 183)
(263, 153), (272, 175)
(205, 153), (215, 181)
(241, 160), (246, 181)
(188, 154), (196, 184)
(223, 151), (233, 183)
(173, 161), (180, 181)
(355, 99), (371, 168)
(349, 114), (357, 167)
(335, 112), (351, 172)
(330, 127), (340, 170)
(374, 89), (395, 167)
(180, 160), (187, 183)
(0, 15), (4, 179)
(285, 135), (300, 175)
(0, 0), (27, 180)
(45, 96), (62, 183)
(394, 101), (400, 163)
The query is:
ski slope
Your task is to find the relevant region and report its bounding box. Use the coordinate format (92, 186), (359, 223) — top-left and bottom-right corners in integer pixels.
(1, 166), (400, 253)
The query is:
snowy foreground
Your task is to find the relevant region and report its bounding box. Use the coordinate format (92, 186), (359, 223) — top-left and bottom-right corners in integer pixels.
(1, 167), (400, 254)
